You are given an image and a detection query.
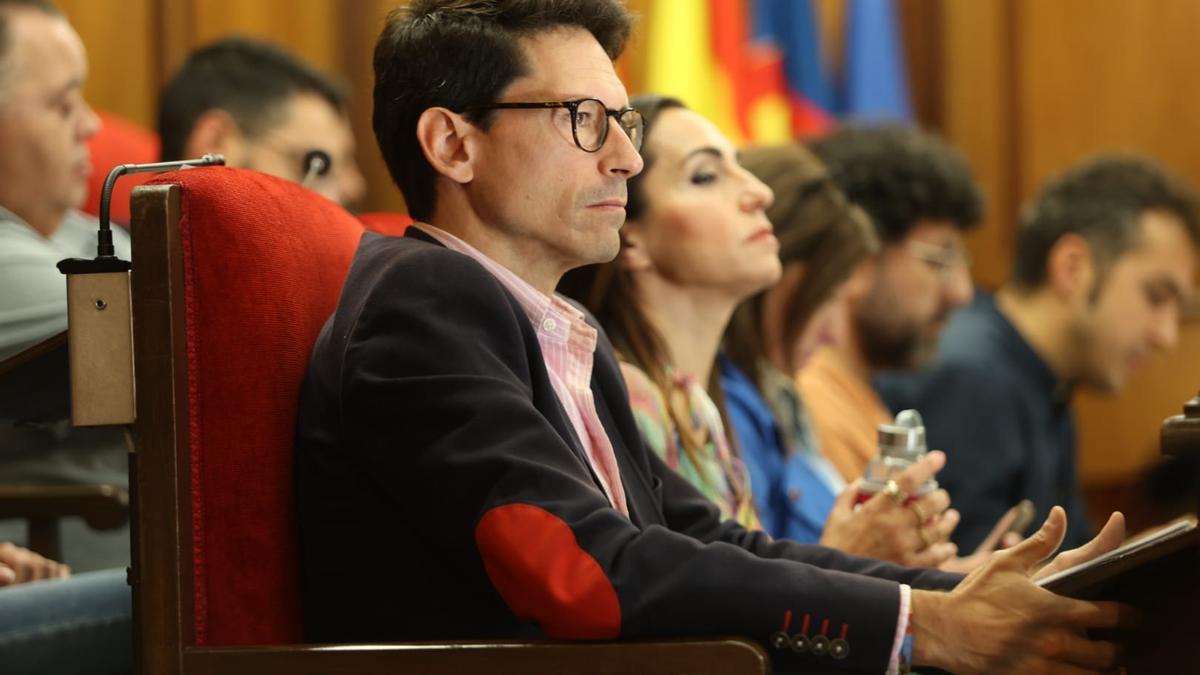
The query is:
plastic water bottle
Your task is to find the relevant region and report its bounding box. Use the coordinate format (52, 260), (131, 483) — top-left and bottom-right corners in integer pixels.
(854, 409), (938, 506)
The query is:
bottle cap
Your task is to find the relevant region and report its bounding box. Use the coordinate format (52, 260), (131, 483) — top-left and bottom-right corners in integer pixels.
(877, 409), (926, 454)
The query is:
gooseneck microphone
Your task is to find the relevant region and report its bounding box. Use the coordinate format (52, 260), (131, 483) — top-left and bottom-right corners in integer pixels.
(55, 154), (226, 426)
(93, 153), (226, 259)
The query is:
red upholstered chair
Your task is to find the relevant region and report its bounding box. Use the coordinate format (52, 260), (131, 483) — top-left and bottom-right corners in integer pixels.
(357, 210), (412, 236)
(83, 110), (160, 224)
(127, 167), (767, 675)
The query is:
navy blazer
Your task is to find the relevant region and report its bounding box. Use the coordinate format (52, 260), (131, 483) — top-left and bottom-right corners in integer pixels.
(295, 230), (961, 674)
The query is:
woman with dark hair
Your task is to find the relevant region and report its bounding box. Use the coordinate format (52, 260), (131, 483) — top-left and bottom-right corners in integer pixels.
(559, 96), (966, 567)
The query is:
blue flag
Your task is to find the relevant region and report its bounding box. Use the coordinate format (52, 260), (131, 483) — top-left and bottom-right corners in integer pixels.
(840, 0), (912, 121)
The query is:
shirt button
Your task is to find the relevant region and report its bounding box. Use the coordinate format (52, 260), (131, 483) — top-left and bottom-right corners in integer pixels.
(543, 318), (557, 331)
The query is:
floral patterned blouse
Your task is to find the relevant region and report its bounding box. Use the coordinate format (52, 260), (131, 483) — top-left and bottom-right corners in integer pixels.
(619, 361), (761, 529)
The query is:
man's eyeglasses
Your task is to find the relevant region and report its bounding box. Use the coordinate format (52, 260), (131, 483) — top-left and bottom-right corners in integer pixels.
(463, 98), (644, 153)
(907, 240), (972, 283)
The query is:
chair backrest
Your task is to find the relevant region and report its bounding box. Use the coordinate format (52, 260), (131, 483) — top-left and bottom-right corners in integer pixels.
(130, 167), (366, 652)
(84, 110), (161, 223)
(358, 210), (413, 236)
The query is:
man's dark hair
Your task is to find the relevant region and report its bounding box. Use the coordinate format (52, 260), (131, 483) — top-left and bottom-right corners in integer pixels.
(373, 0), (632, 220)
(158, 36), (347, 161)
(0, 0), (62, 100)
(806, 124), (983, 243)
(1011, 154), (1200, 290)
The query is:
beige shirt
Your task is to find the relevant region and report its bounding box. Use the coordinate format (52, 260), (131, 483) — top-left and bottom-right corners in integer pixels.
(796, 347), (892, 481)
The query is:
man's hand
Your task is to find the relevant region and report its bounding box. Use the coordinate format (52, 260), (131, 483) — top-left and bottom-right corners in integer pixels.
(819, 451), (958, 567)
(1032, 511), (1125, 582)
(911, 507), (1130, 674)
(0, 542), (70, 586)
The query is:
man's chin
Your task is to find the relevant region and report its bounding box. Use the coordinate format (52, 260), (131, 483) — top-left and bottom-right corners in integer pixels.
(1080, 370), (1125, 395)
(1101, 370), (1129, 395)
(583, 227), (622, 265)
(564, 241), (620, 271)
(67, 182), (90, 212)
(592, 240), (621, 265)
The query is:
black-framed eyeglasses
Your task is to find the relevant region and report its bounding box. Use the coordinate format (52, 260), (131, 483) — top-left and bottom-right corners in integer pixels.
(906, 240), (972, 284)
(463, 98), (644, 153)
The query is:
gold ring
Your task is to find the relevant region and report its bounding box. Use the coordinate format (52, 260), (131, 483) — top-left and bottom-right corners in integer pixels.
(910, 503), (928, 525)
(883, 479), (907, 506)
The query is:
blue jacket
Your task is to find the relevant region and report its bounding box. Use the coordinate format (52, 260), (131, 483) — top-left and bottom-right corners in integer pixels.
(720, 357), (842, 545)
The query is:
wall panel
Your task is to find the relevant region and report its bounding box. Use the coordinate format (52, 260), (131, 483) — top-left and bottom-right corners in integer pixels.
(1014, 0), (1200, 197)
(59, 0), (157, 127)
(185, 0), (340, 72)
(938, 0), (1017, 291)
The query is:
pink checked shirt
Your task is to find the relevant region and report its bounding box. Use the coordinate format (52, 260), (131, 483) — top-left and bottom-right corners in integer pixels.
(411, 223), (629, 516)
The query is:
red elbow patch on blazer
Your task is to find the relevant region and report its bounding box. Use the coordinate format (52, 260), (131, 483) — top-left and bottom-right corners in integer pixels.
(475, 503), (621, 639)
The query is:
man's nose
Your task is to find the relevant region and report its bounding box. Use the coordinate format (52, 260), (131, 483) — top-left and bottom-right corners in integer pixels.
(942, 264), (974, 308)
(599, 119), (644, 178)
(78, 101), (101, 142)
(1148, 308), (1180, 351)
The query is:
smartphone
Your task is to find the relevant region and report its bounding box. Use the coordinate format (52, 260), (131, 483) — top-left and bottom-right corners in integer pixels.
(1006, 499), (1036, 537)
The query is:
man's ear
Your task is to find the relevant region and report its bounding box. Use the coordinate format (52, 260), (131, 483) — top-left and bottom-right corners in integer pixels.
(843, 257), (877, 304)
(415, 107), (477, 185)
(184, 109), (242, 163)
(1045, 233), (1096, 301)
(618, 220), (653, 271)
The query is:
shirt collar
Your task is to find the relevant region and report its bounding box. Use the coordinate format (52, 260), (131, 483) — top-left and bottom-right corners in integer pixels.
(410, 222), (593, 347)
(979, 292), (1072, 405)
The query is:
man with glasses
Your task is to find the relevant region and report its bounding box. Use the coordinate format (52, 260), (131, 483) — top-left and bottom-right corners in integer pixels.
(797, 124), (982, 484)
(158, 36), (366, 208)
(295, 3), (1131, 674)
(879, 155), (1200, 552)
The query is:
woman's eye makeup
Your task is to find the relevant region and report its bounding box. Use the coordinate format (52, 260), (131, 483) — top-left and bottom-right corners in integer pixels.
(681, 148), (734, 187)
(1142, 280), (1175, 308)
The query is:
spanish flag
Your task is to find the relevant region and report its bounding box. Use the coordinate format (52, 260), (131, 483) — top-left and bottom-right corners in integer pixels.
(642, 0), (791, 145)
(640, 0), (835, 144)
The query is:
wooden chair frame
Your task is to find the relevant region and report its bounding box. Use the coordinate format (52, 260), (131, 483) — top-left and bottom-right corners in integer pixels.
(0, 484), (127, 560)
(127, 183), (769, 675)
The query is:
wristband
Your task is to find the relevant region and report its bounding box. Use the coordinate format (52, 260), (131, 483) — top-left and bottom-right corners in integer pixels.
(898, 609), (914, 674)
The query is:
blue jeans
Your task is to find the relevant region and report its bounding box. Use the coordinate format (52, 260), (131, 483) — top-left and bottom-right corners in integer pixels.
(0, 568), (132, 675)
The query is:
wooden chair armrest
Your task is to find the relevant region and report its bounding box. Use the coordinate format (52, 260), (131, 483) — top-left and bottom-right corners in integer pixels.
(182, 638), (770, 675)
(0, 484), (129, 530)
(0, 484), (128, 559)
